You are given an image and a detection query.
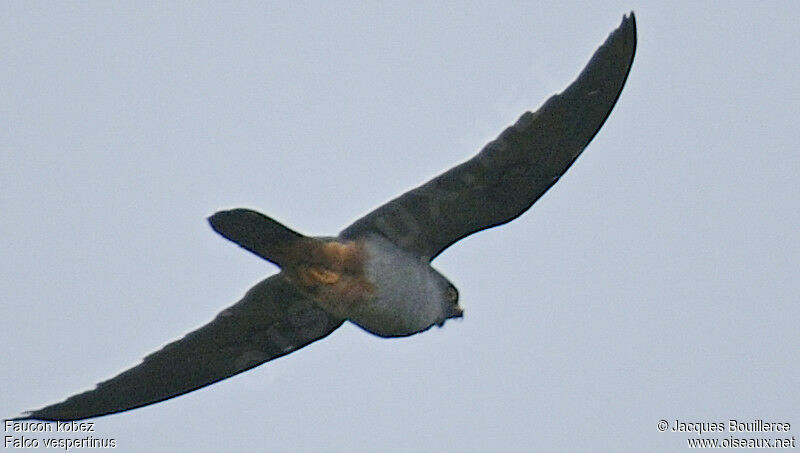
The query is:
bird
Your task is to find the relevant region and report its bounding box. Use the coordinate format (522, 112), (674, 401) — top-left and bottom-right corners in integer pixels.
(12, 12), (636, 421)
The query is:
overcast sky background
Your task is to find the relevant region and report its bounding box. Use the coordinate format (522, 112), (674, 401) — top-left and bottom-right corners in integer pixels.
(2, 2), (798, 452)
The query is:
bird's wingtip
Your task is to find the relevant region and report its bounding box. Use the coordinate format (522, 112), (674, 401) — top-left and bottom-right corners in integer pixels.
(621, 11), (636, 30)
(6, 411), (35, 422)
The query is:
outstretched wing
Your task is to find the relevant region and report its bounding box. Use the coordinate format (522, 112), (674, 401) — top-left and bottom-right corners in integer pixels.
(13, 275), (343, 421)
(341, 13), (637, 261)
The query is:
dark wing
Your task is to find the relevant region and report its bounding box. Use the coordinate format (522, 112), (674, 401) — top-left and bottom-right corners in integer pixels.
(340, 13), (636, 261)
(13, 275), (343, 421)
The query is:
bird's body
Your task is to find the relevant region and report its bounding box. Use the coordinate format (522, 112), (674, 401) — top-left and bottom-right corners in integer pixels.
(209, 210), (462, 337)
(12, 12), (637, 422)
(349, 233), (461, 337)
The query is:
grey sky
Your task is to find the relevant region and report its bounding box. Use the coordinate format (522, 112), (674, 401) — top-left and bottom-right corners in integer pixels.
(2, 2), (798, 452)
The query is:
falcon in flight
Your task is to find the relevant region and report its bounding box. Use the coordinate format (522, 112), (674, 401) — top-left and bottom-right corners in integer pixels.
(14, 13), (636, 421)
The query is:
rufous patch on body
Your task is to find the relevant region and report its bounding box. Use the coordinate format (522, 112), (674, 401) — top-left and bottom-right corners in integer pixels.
(300, 267), (341, 285)
(286, 238), (375, 317)
(317, 240), (364, 272)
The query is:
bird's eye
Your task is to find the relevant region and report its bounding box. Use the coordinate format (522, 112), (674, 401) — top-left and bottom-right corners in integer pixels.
(446, 286), (459, 302)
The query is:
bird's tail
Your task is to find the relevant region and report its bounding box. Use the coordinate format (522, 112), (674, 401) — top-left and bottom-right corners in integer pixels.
(208, 208), (310, 268)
